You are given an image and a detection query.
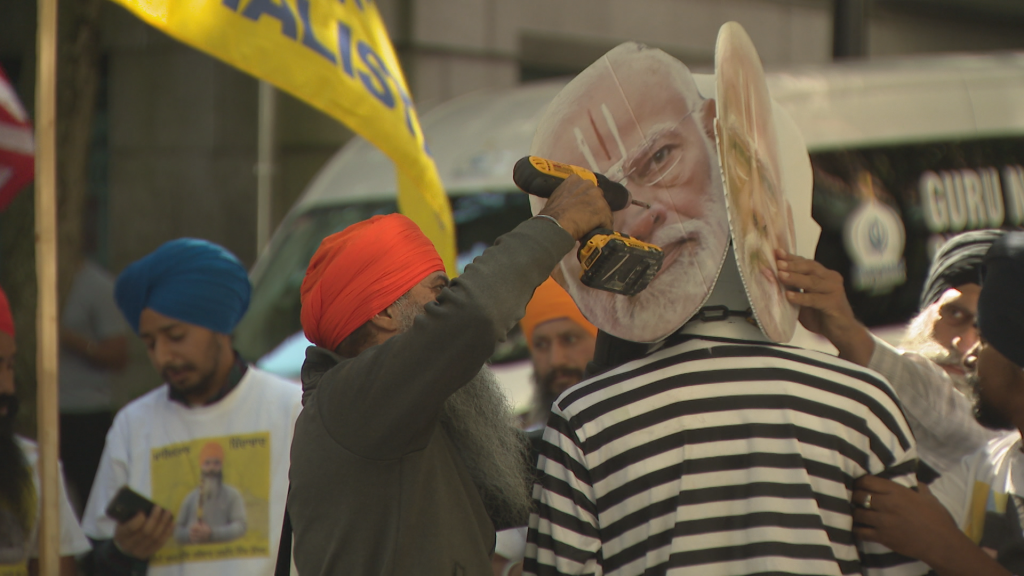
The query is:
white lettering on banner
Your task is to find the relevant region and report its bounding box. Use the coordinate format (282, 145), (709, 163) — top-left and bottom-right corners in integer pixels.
(921, 171), (948, 232)
(981, 167), (1005, 228)
(1005, 165), (1024, 226)
(919, 166), (1021, 232)
(962, 169), (985, 229)
(943, 171), (968, 232)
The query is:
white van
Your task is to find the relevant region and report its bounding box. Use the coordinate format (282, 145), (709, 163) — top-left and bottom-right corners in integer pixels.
(769, 52), (1024, 334)
(237, 52), (1024, 411)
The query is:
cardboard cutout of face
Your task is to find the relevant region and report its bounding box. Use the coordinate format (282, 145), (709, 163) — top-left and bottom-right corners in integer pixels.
(530, 43), (731, 343)
(715, 22), (799, 342)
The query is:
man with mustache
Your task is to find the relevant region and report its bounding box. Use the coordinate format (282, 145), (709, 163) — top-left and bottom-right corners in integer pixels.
(81, 239), (301, 576)
(519, 278), (597, 431)
(0, 286), (91, 575)
(778, 230), (1004, 478)
(492, 279), (598, 576)
(781, 232), (1024, 575)
(287, 177), (610, 575)
(905, 230), (1004, 395)
(174, 442), (246, 545)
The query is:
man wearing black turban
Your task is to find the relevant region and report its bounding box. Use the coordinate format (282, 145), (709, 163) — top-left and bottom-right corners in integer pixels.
(80, 239), (302, 576)
(778, 232), (1024, 575)
(778, 231), (1005, 479)
(904, 230), (1007, 394)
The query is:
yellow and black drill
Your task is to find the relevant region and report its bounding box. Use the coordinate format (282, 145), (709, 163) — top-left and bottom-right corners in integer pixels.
(512, 156), (664, 296)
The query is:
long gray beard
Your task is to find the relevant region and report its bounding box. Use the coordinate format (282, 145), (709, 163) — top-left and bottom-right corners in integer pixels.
(201, 474), (222, 501)
(440, 367), (533, 529)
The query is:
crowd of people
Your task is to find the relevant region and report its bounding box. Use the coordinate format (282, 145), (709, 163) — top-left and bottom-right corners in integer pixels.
(3, 45), (1024, 576)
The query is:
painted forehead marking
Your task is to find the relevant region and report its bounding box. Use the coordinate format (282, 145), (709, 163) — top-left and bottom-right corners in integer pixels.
(587, 110), (611, 162)
(573, 127), (599, 172)
(572, 102), (631, 178)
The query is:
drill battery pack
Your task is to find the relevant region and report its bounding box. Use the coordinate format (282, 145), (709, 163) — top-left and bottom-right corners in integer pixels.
(577, 228), (664, 296)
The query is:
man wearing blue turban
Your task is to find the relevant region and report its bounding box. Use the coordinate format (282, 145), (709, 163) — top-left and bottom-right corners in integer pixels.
(78, 239), (302, 576)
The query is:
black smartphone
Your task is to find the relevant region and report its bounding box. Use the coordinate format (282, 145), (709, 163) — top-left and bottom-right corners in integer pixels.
(105, 486), (155, 523)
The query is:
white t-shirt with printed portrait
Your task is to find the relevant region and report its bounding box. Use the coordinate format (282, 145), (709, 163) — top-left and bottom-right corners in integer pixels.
(82, 367), (301, 576)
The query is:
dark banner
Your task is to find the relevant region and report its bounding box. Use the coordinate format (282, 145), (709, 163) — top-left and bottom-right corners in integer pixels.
(811, 136), (1024, 326)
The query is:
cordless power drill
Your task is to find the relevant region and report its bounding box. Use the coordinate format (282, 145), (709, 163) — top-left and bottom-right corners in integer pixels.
(512, 156), (664, 296)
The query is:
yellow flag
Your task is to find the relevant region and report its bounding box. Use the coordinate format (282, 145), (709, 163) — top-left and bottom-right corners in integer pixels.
(110, 0), (457, 274)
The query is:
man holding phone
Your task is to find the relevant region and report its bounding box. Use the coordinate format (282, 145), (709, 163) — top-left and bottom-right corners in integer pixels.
(81, 239), (301, 576)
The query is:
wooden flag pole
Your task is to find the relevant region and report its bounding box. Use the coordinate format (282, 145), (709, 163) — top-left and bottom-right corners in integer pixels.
(35, 0), (61, 570)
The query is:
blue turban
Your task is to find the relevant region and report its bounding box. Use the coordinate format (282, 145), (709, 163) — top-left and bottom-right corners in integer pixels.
(977, 231), (1024, 369)
(115, 239), (251, 335)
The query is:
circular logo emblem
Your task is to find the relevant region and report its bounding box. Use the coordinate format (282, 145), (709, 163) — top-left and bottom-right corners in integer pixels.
(843, 199), (907, 293)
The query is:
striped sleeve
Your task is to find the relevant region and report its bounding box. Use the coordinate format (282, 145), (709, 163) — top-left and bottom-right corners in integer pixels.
(852, 361), (932, 576)
(524, 410), (602, 576)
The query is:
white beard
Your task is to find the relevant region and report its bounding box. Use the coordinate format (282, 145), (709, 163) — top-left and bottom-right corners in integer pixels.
(564, 187), (730, 343)
(900, 306), (973, 398)
(200, 475), (222, 501)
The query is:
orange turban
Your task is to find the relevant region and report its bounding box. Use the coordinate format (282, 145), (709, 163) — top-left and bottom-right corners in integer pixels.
(199, 442), (224, 463)
(521, 278), (597, 347)
(301, 214), (445, 351)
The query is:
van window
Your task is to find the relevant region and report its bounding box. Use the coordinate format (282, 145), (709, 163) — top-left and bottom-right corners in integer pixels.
(236, 191), (533, 364)
(811, 136), (1024, 328)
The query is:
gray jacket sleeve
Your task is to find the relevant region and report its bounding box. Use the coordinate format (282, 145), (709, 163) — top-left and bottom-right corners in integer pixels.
(867, 334), (998, 475)
(311, 217), (575, 459)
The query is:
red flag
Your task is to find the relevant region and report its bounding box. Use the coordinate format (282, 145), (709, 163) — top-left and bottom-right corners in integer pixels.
(0, 65), (34, 212)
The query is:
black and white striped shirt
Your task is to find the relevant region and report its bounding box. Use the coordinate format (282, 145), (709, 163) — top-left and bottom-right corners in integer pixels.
(524, 331), (930, 576)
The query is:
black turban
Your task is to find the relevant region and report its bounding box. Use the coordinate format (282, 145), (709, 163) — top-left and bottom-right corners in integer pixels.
(919, 229), (1006, 311)
(977, 231), (1024, 369)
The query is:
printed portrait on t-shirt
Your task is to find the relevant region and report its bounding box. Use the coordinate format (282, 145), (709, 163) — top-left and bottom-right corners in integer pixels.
(149, 433), (270, 566)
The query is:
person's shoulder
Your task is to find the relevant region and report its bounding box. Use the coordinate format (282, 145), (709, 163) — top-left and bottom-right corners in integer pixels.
(245, 367), (302, 399)
(781, 342), (893, 384)
(81, 260), (116, 287)
(946, 431), (1022, 484)
(981, 431), (1023, 463)
(114, 384), (173, 422)
(14, 435), (38, 465)
(222, 483), (244, 498)
(180, 487), (200, 504)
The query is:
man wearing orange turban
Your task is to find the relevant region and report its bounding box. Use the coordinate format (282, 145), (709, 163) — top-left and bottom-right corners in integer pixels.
(493, 278), (599, 576)
(287, 176), (611, 575)
(519, 277), (597, 429)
